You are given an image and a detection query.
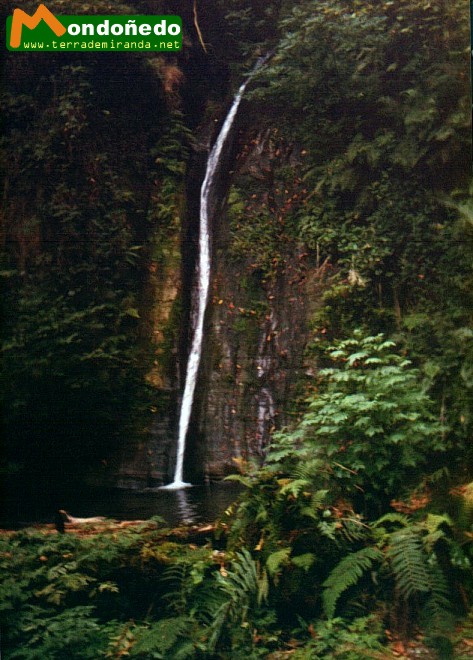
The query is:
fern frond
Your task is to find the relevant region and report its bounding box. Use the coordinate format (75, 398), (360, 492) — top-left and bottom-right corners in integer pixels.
(338, 518), (369, 544)
(291, 553), (316, 573)
(322, 547), (383, 618)
(224, 474), (253, 488)
(131, 616), (195, 657)
(279, 478), (311, 497)
(266, 548), (291, 577)
(206, 600), (232, 653)
(161, 562), (193, 616)
(203, 549), (263, 652)
(423, 514), (453, 552)
(422, 562), (454, 635)
(372, 513), (410, 528)
(387, 529), (430, 600)
(291, 458), (325, 482)
(194, 583), (227, 625)
(218, 549), (262, 615)
(300, 489), (329, 520)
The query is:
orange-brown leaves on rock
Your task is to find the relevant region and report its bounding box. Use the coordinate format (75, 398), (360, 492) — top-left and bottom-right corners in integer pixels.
(390, 491), (431, 514)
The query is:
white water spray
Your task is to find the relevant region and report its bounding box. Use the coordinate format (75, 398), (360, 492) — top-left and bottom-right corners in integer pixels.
(162, 78), (253, 490)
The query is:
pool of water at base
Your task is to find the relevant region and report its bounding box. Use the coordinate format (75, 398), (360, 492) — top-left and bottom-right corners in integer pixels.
(0, 482), (243, 529)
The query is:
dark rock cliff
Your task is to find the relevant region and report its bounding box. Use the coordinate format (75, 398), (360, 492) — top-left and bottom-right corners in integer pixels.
(113, 119), (328, 488)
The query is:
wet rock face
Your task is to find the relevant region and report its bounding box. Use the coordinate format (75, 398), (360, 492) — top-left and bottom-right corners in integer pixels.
(197, 129), (317, 480)
(114, 396), (178, 489)
(113, 209), (184, 489)
(113, 126), (324, 488)
(201, 266), (309, 479)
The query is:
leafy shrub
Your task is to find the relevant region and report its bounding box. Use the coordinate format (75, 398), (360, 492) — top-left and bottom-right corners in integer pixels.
(293, 615), (386, 660)
(281, 331), (445, 504)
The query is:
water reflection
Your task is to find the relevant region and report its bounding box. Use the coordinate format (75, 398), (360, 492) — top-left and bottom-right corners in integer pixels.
(141, 483), (238, 526)
(1, 482), (242, 529)
(176, 488), (198, 525)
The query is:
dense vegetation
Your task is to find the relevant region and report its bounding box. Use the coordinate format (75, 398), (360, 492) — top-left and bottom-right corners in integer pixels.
(1, 0), (195, 493)
(1, 0), (472, 657)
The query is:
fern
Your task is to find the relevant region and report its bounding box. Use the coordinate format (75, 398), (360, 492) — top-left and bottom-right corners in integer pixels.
(337, 518), (369, 545)
(161, 562), (193, 616)
(323, 547), (383, 618)
(128, 617), (196, 659)
(423, 513), (453, 551)
(300, 489), (329, 520)
(279, 478), (311, 497)
(422, 562), (454, 634)
(8, 605), (104, 660)
(224, 473), (253, 488)
(291, 458), (326, 482)
(194, 582), (227, 627)
(387, 529), (430, 600)
(317, 516), (368, 547)
(291, 553), (316, 573)
(206, 599), (233, 653)
(266, 548), (291, 577)
(372, 513), (410, 529)
(205, 549), (266, 653)
(217, 549), (260, 607)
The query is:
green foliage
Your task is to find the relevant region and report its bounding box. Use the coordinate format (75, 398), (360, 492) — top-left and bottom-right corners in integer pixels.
(1, 0), (472, 656)
(214, 0), (284, 62)
(387, 528), (431, 600)
(123, 617), (197, 659)
(320, 511), (459, 640)
(204, 549), (268, 653)
(1, 45), (190, 485)
(226, 154), (302, 282)
(278, 332), (444, 502)
(322, 547), (383, 619)
(266, 548), (292, 577)
(236, 0), (471, 475)
(293, 615), (386, 660)
(7, 606), (104, 660)
(254, 0), (469, 183)
(1, 493), (471, 658)
(221, 330), (471, 650)
(0, 522), (215, 659)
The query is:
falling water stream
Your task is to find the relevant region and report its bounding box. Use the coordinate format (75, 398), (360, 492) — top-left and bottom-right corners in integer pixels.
(162, 58), (270, 490)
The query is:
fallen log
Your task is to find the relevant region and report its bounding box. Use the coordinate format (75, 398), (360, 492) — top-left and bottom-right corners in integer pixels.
(58, 510), (106, 524)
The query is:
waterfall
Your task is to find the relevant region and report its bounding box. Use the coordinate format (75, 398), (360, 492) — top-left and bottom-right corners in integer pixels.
(162, 76), (253, 489)
(256, 388), (276, 455)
